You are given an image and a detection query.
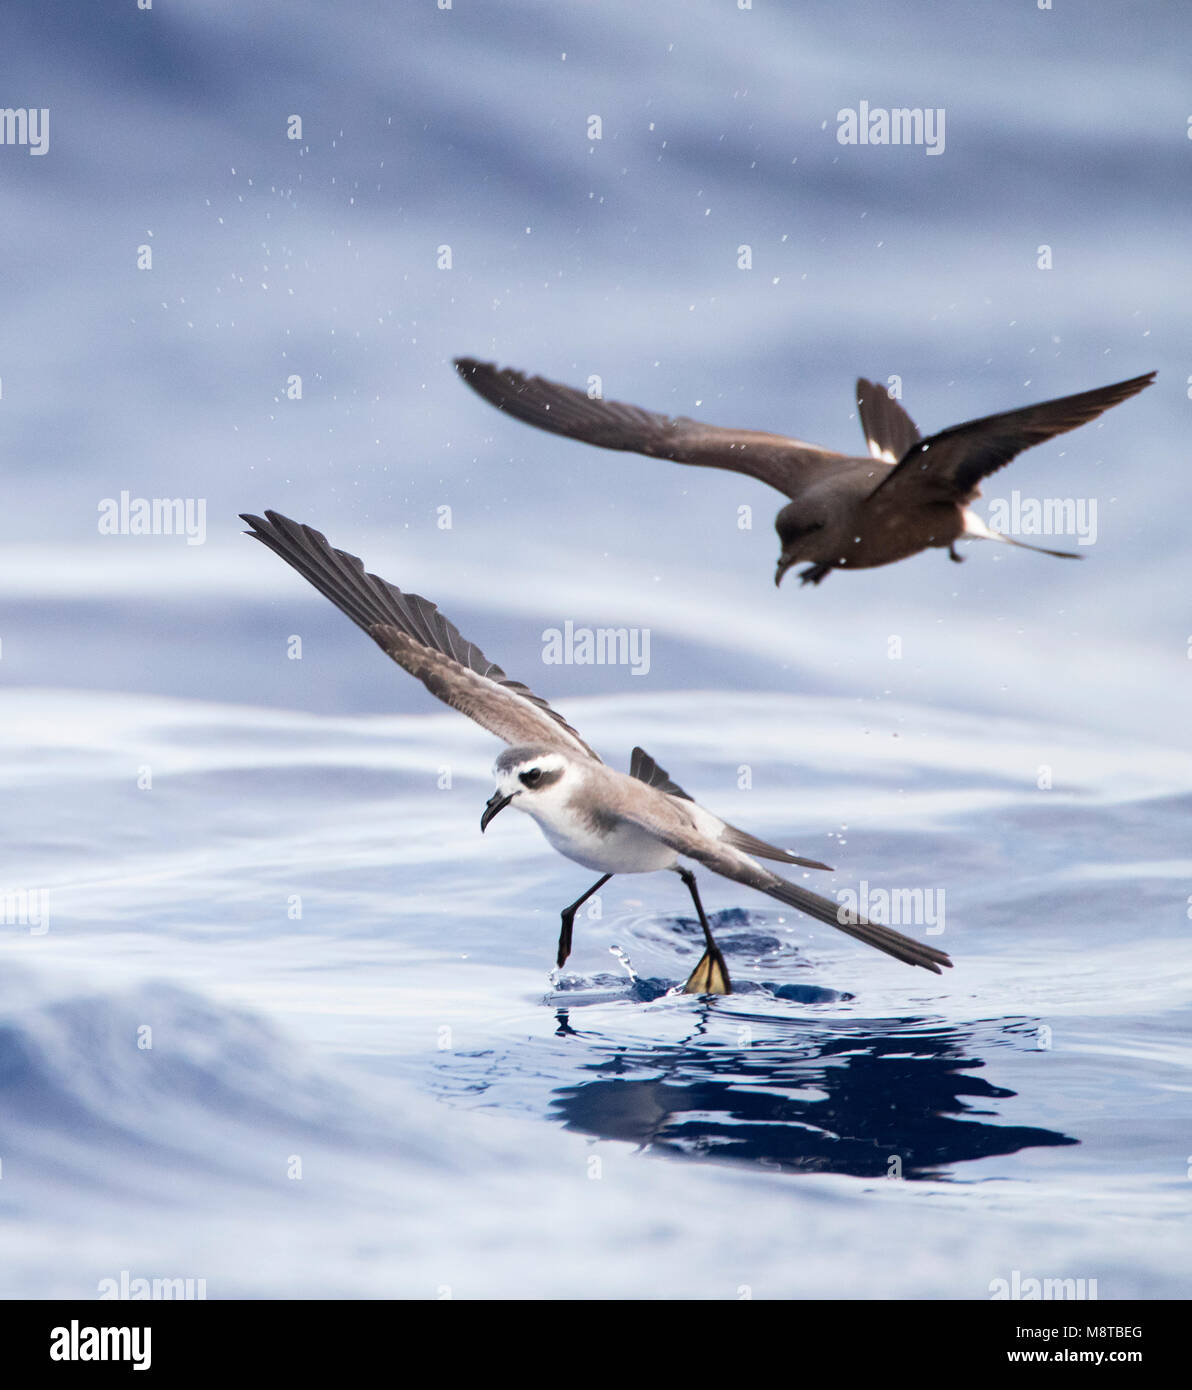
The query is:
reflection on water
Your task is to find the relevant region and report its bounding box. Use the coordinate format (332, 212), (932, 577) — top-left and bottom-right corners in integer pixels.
(547, 1009), (1076, 1179)
(431, 907), (1081, 1183)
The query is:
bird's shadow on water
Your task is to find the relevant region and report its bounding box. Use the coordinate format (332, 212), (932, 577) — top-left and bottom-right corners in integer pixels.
(547, 1008), (1076, 1179)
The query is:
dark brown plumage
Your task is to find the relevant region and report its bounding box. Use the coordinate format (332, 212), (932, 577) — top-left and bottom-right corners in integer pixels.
(455, 358), (1156, 584)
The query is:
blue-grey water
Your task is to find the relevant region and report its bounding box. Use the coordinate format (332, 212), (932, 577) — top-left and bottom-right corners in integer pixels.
(0, 0), (1188, 1298)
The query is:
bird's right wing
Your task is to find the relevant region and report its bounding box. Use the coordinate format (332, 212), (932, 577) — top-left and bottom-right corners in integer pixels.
(455, 358), (849, 498)
(241, 510), (602, 763)
(856, 377), (921, 463)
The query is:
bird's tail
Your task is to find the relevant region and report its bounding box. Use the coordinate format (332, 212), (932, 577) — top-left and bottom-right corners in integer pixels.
(962, 509), (1083, 559)
(757, 875), (953, 974)
(990, 532), (1083, 559)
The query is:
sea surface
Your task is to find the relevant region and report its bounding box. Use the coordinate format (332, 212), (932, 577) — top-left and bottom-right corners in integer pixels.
(2, 686), (1188, 1298)
(0, 0), (1188, 1298)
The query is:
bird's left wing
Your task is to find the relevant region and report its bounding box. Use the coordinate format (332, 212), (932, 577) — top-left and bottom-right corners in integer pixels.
(866, 372), (1155, 505)
(856, 377), (921, 463)
(241, 510), (602, 762)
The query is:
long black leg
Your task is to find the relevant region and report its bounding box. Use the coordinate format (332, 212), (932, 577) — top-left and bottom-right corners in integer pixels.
(677, 867), (732, 994)
(556, 874), (612, 969)
(798, 563), (833, 586)
(948, 543), (965, 563)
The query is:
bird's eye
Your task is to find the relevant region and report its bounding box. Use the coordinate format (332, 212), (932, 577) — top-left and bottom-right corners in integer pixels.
(519, 768), (543, 788)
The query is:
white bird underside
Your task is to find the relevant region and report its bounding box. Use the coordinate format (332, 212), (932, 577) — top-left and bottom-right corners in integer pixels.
(536, 797), (680, 875)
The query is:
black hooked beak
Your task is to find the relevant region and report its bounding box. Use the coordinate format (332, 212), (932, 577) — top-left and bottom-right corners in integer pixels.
(775, 555), (795, 587)
(480, 790), (514, 833)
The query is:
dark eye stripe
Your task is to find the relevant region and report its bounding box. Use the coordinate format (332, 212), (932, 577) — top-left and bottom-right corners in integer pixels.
(519, 767), (563, 789)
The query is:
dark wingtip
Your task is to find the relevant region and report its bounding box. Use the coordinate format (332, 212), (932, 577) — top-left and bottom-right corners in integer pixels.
(240, 509), (312, 550)
(1115, 370), (1157, 394)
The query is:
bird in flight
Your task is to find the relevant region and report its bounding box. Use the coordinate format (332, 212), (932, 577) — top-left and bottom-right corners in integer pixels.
(454, 359), (1155, 586)
(240, 510), (952, 992)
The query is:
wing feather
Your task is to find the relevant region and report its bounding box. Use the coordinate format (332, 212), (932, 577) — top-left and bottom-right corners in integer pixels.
(240, 510), (601, 762)
(856, 377), (922, 463)
(867, 372), (1155, 504)
(455, 358), (848, 498)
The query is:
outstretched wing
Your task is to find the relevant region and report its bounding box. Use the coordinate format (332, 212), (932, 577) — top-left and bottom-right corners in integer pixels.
(241, 510), (602, 763)
(867, 372), (1155, 505)
(629, 747), (832, 872)
(856, 377), (921, 463)
(455, 358), (849, 498)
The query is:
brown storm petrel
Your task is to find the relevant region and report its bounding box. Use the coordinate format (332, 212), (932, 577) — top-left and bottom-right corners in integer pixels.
(454, 359), (1155, 586)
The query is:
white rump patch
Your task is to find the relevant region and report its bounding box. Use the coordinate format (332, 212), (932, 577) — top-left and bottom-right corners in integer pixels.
(961, 508), (1008, 543)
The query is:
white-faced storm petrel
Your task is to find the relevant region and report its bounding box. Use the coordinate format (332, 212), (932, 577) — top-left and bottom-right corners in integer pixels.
(240, 510), (953, 992)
